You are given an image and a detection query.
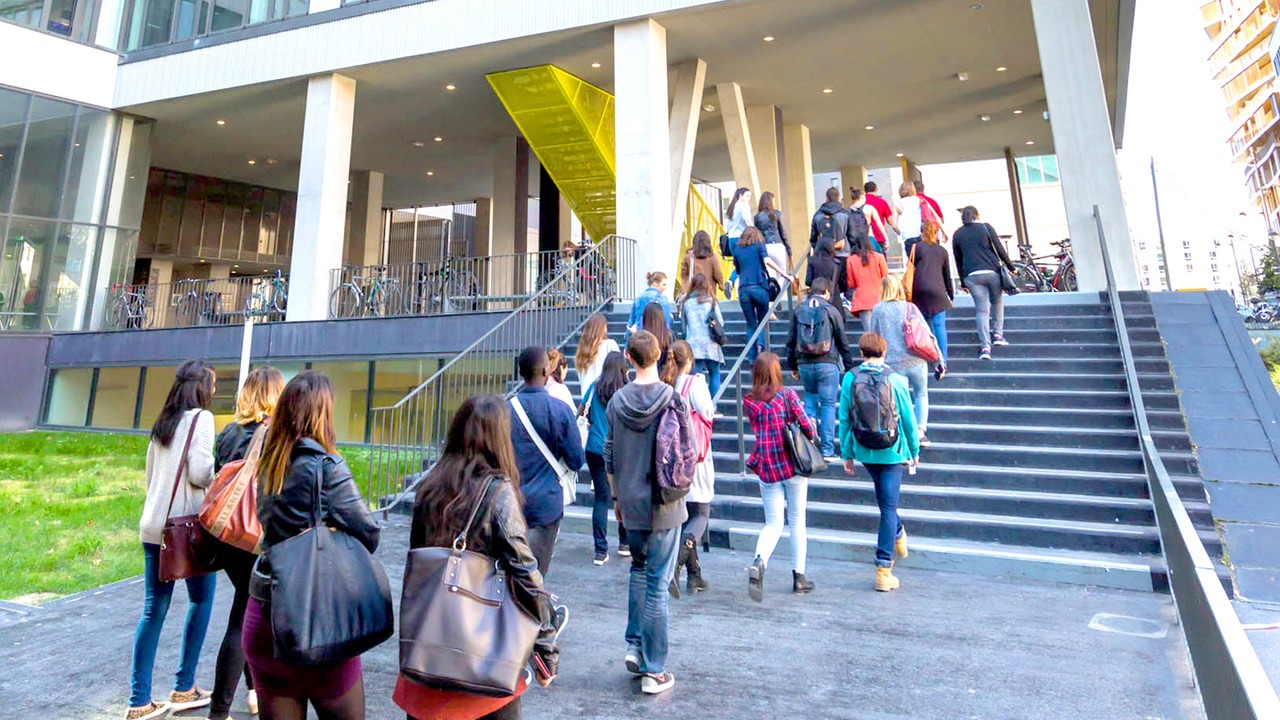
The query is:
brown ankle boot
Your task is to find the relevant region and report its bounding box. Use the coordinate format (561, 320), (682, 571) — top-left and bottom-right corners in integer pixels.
(875, 564), (900, 592)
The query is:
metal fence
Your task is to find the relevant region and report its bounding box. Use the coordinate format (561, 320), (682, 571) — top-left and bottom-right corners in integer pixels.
(1095, 206), (1280, 720)
(362, 235), (637, 511)
(104, 273), (290, 330)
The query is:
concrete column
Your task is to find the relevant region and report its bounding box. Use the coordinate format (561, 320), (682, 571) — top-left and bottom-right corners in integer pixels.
(1003, 147), (1031, 248)
(208, 263), (231, 281)
(716, 82), (760, 193)
(1031, 0), (1140, 291)
(490, 136), (529, 257)
(668, 58), (706, 240)
(558, 196), (574, 249)
(474, 197), (493, 255)
(149, 258), (174, 286)
(746, 105), (784, 201)
(286, 74), (356, 322)
(900, 158), (922, 183)
(348, 170), (384, 267)
(840, 164), (868, 201)
(615, 18), (674, 287)
(783, 123), (815, 257)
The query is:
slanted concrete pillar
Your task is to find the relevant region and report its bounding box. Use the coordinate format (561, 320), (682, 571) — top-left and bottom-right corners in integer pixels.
(783, 123), (815, 257)
(1030, 0), (1139, 291)
(348, 171), (384, 267)
(286, 74), (356, 322)
(716, 82), (760, 193)
(746, 105), (785, 201)
(668, 58), (706, 240)
(615, 18), (674, 288)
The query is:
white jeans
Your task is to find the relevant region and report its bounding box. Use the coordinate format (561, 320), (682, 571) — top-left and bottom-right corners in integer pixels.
(753, 476), (809, 574)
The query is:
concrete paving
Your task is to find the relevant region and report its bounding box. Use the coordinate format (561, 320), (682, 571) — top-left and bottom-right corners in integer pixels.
(0, 519), (1205, 720)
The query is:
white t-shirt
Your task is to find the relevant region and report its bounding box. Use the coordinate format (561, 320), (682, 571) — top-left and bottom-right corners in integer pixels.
(724, 200), (755, 238)
(547, 379), (576, 413)
(898, 196), (924, 240)
(576, 338), (620, 397)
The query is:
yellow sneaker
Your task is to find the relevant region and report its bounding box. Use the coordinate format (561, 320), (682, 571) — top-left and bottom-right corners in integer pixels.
(875, 565), (900, 592)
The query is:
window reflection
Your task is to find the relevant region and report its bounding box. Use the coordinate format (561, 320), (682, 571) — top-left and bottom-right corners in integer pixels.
(14, 97), (76, 219)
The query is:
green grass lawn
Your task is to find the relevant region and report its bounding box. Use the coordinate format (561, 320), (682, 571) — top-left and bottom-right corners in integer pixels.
(0, 431), (149, 603)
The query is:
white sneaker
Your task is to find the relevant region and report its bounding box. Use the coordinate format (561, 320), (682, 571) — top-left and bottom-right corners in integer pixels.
(247, 689), (259, 715)
(618, 545), (631, 557)
(642, 672), (676, 694)
(593, 553), (609, 566)
(625, 648), (642, 675)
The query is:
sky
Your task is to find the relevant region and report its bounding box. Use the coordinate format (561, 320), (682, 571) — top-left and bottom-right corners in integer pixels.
(1118, 0), (1271, 271)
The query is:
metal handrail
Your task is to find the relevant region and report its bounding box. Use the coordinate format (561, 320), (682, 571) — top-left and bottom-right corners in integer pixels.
(712, 255), (811, 471)
(363, 235), (636, 512)
(1093, 205), (1280, 720)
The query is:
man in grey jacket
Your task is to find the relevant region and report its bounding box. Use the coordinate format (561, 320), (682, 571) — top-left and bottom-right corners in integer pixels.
(605, 330), (686, 696)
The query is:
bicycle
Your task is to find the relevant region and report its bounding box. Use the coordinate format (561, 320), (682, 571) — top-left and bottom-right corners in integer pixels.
(245, 269), (288, 319)
(330, 265), (404, 318)
(414, 254), (482, 314)
(107, 284), (153, 329)
(535, 240), (617, 308)
(174, 278), (224, 326)
(1011, 238), (1077, 292)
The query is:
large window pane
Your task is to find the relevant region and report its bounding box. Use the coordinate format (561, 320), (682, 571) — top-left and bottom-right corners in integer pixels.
(211, 0), (247, 31)
(13, 97), (75, 218)
(138, 365), (177, 428)
(46, 368), (93, 426)
(0, 87), (29, 214)
(1, 218), (57, 330)
(310, 361), (370, 443)
(1042, 155), (1060, 183)
(91, 367), (142, 428)
(137, 0), (175, 49)
(0, 0), (42, 29)
(61, 109), (116, 223)
(210, 364), (241, 428)
(43, 224), (99, 331)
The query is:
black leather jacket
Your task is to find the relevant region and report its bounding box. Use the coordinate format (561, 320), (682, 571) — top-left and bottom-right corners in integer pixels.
(250, 438), (380, 602)
(409, 476), (559, 678)
(215, 420), (262, 473)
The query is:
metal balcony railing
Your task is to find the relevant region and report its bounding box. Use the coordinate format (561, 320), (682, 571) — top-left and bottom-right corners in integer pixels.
(104, 273), (289, 330)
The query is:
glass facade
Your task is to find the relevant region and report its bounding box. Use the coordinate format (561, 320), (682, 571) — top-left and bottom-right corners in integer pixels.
(0, 0), (99, 44)
(120, 0), (306, 51)
(0, 85), (143, 332)
(1015, 155), (1061, 186)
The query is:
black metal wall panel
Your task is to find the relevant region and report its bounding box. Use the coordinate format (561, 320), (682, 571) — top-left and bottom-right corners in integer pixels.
(0, 334), (51, 431)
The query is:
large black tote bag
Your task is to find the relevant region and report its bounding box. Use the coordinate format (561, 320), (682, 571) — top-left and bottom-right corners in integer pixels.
(399, 478), (541, 697)
(265, 464), (394, 665)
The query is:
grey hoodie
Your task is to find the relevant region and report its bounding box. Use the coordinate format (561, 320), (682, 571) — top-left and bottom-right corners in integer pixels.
(604, 382), (688, 532)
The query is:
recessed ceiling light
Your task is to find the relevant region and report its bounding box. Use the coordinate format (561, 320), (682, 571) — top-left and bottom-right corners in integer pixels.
(996, 66), (1008, 72)
(434, 136), (443, 142)
(703, 104), (716, 112)
(591, 62), (601, 69)
(970, 3), (983, 8)
(233, 264), (239, 268)
(957, 72), (970, 82)
(980, 114), (991, 122)
(199, 258), (206, 263)
(215, 119), (226, 126)
(822, 88), (833, 94)
(445, 84), (456, 91)
(1025, 140), (1035, 145)
(426, 171), (435, 176)
(1013, 109), (1024, 115)
(247, 159), (257, 165)
(762, 36), (775, 42)
(896, 152), (905, 158)
(265, 158), (277, 165)
(864, 125), (875, 130)
(411, 141), (426, 147)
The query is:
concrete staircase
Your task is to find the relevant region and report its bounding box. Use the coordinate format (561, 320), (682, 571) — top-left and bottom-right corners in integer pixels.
(559, 297), (1225, 591)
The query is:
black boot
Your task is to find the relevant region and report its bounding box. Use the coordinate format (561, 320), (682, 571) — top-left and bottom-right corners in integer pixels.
(748, 556), (765, 602)
(792, 570), (815, 595)
(685, 536), (709, 593)
(669, 536), (692, 599)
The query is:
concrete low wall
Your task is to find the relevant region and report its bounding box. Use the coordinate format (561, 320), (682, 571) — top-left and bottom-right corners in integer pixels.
(0, 334), (51, 432)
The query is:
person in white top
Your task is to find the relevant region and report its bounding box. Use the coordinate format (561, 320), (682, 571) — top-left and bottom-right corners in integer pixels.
(723, 187), (755, 297)
(661, 341), (715, 597)
(573, 312), (620, 397)
(897, 181), (928, 262)
(127, 359), (218, 720)
(545, 347), (576, 412)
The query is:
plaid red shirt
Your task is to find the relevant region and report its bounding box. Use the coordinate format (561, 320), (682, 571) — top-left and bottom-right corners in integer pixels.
(743, 387), (818, 484)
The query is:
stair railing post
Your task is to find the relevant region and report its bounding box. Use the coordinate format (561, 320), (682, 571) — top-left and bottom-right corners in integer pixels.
(736, 366), (746, 470)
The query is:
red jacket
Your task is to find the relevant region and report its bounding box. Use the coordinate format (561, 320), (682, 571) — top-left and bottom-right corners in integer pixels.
(845, 252), (889, 314)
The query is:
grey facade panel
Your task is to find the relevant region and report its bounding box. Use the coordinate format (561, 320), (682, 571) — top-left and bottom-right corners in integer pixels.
(0, 334), (52, 432)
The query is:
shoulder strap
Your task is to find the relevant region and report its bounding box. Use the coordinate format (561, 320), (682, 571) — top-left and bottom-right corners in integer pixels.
(453, 477), (497, 551)
(578, 385), (595, 418)
(679, 375), (695, 399)
(511, 397), (564, 473)
(163, 412), (201, 520)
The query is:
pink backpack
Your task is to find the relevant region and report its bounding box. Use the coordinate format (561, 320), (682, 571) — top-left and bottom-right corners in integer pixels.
(904, 303), (941, 363)
(679, 376), (713, 463)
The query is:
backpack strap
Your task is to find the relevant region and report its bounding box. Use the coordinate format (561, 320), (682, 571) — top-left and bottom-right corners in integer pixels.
(510, 397), (569, 477)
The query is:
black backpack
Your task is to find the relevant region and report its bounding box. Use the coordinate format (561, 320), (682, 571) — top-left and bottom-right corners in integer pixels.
(848, 207), (870, 247)
(795, 297), (834, 357)
(850, 367), (899, 450)
(815, 211), (839, 249)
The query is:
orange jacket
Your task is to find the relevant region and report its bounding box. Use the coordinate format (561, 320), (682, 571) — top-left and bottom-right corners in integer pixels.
(845, 252), (888, 313)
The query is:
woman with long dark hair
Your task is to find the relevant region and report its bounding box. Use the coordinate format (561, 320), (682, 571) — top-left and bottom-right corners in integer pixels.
(642, 301), (673, 368)
(394, 395), (559, 720)
(731, 227), (790, 363)
(583, 351), (631, 563)
(574, 312), (620, 397)
(755, 191), (792, 279)
(208, 366), (285, 720)
(244, 371), (380, 720)
(741, 353), (818, 602)
(678, 230), (725, 303)
(909, 221), (954, 380)
(680, 272), (726, 398)
(127, 360), (218, 720)
(661, 340), (715, 596)
(723, 187), (755, 297)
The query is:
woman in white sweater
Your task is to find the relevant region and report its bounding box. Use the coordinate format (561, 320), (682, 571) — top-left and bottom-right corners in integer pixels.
(662, 341), (716, 596)
(126, 360), (218, 720)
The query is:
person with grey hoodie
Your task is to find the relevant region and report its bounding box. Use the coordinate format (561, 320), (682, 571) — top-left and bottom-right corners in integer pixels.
(604, 330), (687, 696)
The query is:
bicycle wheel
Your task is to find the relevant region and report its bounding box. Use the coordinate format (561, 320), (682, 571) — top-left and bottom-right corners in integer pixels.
(535, 270), (569, 307)
(1058, 262), (1078, 292)
(455, 272), (482, 311)
(177, 294), (200, 326)
(244, 291), (267, 317)
(1012, 263), (1042, 293)
(107, 296), (125, 329)
(201, 293), (223, 325)
(368, 285), (403, 317)
(271, 286), (288, 315)
(423, 276), (447, 314)
(329, 283), (361, 319)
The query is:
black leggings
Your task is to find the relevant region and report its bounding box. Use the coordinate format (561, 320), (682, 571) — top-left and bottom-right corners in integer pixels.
(261, 680), (364, 720)
(210, 547), (256, 716)
(409, 697), (520, 720)
(683, 501), (710, 542)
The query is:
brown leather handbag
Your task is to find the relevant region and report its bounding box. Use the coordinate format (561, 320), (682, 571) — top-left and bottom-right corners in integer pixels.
(399, 477), (541, 697)
(159, 416), (222, 582)
(199, 424), (266, 554)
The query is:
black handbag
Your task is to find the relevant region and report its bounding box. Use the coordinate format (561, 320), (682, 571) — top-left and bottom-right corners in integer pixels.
(264, 463), (393, 665)
(718, 233), (731, 258)
(985, 223), (1020, 295)
(399, 477), (542, 697)
(708, 302), (728, 346)
(767, 276), (782, 302)
(781, 393), (827, 476)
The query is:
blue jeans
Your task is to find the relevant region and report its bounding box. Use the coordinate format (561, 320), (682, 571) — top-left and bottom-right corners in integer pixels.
(586, 451), (624, 556)
(863, 463), (905, 568)
(130, 542), (217, 707)
(753, 477), (809, 573)
(900, 362), (929, 432)
(799, 362), (840, 456)
(738, 284), (771, 361)
(727, 235), (740, 284)
(695, 358), (722, 399)
(624, 527), (680, 675)
(926, 310), (948, 364)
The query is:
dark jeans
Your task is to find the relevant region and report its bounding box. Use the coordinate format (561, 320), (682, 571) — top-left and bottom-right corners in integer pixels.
(738, 284), (771, 361)
(129, 542), (217, 707)
(210, 547), (256, 716)
(682, 501), (711, 542)
(799, 362), (840, 456)
(904, 236), (921, 260)
(926, 310), (948, 364)
(694, 359), (722, 399)
(528, 521), (561, 577)
(585, 451), (625, 556)
(863, 463), (904, 568)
